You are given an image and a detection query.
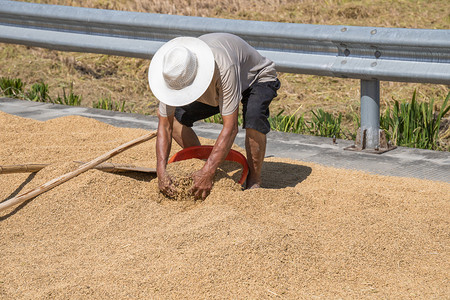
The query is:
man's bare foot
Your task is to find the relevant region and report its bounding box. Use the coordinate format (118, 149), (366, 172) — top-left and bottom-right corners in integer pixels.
(245, 176), (261, 189)
(246, 183), (261, 189)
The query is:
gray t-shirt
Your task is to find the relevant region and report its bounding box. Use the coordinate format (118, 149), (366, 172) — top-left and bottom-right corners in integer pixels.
(159, 33), (277, 117)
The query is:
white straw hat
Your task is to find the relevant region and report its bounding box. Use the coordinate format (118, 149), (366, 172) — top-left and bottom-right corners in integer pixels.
(148, 37), (215, 107)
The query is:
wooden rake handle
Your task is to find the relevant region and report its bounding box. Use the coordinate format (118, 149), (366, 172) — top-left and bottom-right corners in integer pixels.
(0, 130), (157, 213)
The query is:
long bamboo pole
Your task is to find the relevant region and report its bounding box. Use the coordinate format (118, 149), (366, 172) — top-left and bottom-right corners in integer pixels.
(0, 130), (157, 212)
(0, 162), (157, 174)
(0, 164), (49, 174)
(73, 161), (156, 173)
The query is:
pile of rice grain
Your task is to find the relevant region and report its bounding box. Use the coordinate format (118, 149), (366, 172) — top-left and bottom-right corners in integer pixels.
(164, 159), (243, 201)
(1, 110), (449, 299)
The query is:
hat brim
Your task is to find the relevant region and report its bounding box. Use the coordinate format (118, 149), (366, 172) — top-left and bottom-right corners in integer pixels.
(148, 37), (215, 107)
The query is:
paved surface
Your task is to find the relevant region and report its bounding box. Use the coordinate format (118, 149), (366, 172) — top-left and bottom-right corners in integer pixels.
(1, 97), (449, 183)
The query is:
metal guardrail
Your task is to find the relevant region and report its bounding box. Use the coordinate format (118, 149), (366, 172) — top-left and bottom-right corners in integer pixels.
(1, 0), (449, 151)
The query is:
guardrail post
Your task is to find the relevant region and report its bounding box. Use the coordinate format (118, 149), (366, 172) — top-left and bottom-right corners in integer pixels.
(345, 79), (395, 153)
(360, 79), (380, 149)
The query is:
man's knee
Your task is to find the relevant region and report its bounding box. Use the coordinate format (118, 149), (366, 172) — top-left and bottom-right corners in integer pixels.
(241, 80), (280, 135)
(243, 110), (271, 135)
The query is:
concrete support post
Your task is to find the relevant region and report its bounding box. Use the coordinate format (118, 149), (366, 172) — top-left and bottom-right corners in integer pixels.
(360, 79), (380, 149)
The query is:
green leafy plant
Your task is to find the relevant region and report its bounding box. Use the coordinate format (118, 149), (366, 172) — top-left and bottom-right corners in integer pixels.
(308, 108), (343, 138)
(381, 91), (450, 150)
(0, 78), (82, 106)
(92, 95), (125, 112)
(53, 83), (82, 106)
(25, 82), (51, 102)
(269, 107), (307, 134)
(0, 77), (24, 98)
(205, 107), (342, 138)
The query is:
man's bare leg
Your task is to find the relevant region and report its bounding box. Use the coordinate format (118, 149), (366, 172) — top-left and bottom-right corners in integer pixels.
(172, 119), (201, 148)
(245, 128), (266, 189)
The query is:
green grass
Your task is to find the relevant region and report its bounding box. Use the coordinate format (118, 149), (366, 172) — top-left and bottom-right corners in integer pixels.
(0, 78), (82, 106)
(380, 91), (450, 150)
(92, 95), (126, 112)
(205, 107), (345, 137)
(53, 83), (83, 106)
(0, 77), (24, 98)
(308, 109), (343, 138)
(26, 82), (51, 103)
(0, 77), (134, 112)
(269, 107), (306, 134)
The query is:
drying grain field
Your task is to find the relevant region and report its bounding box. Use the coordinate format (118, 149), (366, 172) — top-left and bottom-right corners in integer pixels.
(1, 0), (449, 123)
(0, 111), (449, 299)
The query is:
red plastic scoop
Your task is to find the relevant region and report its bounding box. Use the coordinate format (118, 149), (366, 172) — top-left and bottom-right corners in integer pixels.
(168, 145), (249, 185)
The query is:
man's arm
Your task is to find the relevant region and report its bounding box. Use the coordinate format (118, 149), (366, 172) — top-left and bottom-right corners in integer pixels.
(191, 109), (239, 199)
(156, 113), (177, 198)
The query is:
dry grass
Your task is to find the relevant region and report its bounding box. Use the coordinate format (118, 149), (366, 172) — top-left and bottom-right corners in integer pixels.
(1, 0), (449, 124)
(25, 0), (450, 29)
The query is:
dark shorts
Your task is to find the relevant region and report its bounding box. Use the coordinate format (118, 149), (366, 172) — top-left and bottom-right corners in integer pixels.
(174, 79), (281, 134)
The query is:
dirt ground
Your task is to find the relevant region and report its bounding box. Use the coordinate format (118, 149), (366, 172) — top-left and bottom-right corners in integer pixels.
(1, 111), (449, 299)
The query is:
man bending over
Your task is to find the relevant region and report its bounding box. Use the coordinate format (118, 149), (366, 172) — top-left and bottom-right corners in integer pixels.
(148, 33), (280, 200)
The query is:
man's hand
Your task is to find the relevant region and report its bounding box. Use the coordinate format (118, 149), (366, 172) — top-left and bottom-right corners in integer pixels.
(188, 111), (239, 200)
(158, 171), (177, 199)
(190, 168), (214, 200)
